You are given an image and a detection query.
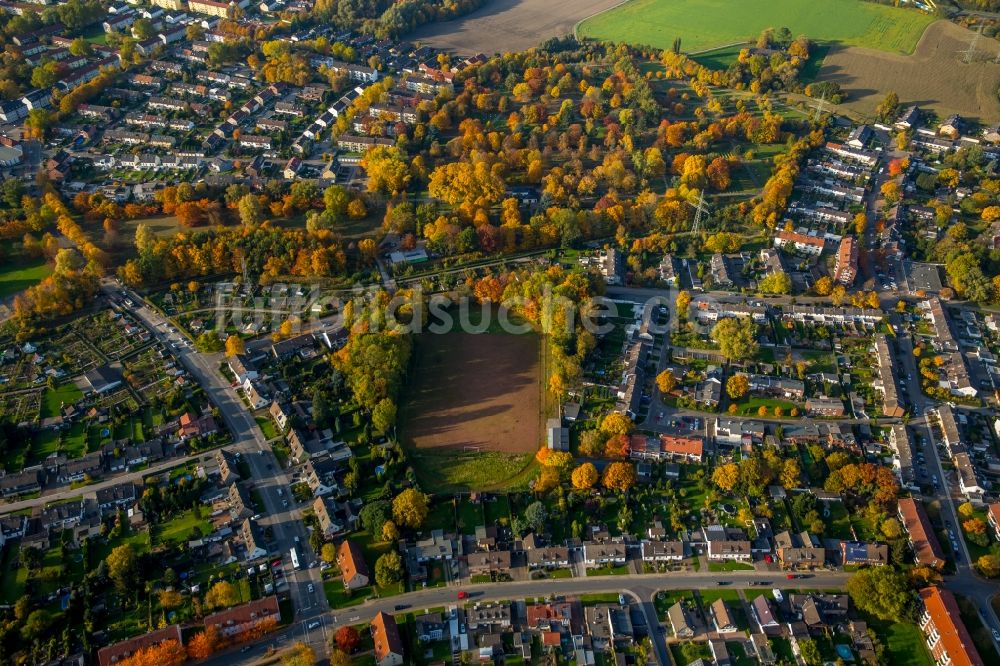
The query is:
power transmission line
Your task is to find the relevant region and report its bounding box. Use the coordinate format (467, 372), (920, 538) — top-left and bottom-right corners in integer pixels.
(687, 190), (711, 234)
(959, 22), (983, 64)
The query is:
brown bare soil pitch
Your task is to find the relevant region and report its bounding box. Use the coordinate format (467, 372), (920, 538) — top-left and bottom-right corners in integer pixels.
(819, 21), (1000, 122)
(407, 0), (624, 55)
(401, 332), (541, 454)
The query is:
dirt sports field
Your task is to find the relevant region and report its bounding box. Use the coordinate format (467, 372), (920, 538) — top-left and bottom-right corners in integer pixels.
(407, 0), (622, 54)
(820, 21), (1000, 121)
(401, 332), (541, 454)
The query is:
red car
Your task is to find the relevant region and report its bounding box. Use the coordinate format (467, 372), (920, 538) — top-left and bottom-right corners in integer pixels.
(457, 591), (469, 600)
(786, 574), (796, 580)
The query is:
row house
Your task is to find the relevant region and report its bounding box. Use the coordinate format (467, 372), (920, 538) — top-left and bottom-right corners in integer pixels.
(369, 103), (418, 124)
(149, 60), (183, 76)
(203, 596), (280, 638)
(97, 625), (183, 666)
(467, 550), (512, 576)
(525, 545), (570, 570)
(582, 541), (627, 568)
(954, 453), (985, 501)
(0, 470), (42, 497)
(774, 229), (826, 255)
(840, 541), (888, 567)
(889, 424), (915, 486)
(824, 141), (879, 166)
(240, 518), (268, 560)
(898, 498), (945, 569)
(337, 134), (394, 152)
(641, 540), (683, 563)
(313, 495), (346, 538)
(303, 456), (342, 497)
(784, 304), (883, 325)
(239, 134), (272, 150)
(96, 482), (138, 513)
(749, 374), (805, 400)
(874, 334), (905, 418)
(834, 236), (858, 285)
(805, 397), (845, 417)
(774, 530), (826, 570)
(917, 587), (985, 666)
(715, 418), (766, 448)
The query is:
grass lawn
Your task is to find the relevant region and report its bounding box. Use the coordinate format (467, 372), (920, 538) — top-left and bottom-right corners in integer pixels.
(0, 259), (51, 299)
(256, 417), (279, 440)
(822, 500), (855, 540)
(0, 545), (25, 604)
(323, 580), (369, 608)
(579, 0), (935, 54)
(455, 497), (484, 533)
(735, 396), (801, 417)
(41, 383), (84, 419)
(867, 617), (934, 666)
(406, 450), (536, 493)
(579, 592), (622, 605)
(154, 508), (213, 547)
(585, 564), (630, 577)
(708, 561), (755, 572)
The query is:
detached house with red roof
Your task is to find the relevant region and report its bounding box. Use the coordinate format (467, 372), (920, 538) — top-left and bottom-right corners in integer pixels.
(372, 611), (405, 666)
(336, 540), (370, 591)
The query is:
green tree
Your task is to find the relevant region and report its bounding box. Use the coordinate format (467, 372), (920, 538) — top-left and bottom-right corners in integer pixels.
(204, 580), (240, 609)
(371, 398), (397, 434)
(392, 488), (429, 529)
(846, 567), (913, 622)
(758, 271), (792, 295)
(359, 500), (391, 531)
(799, 639), (822, 666)
(524, 501), (548, 534)
(875, 91), (899, 122)
(238, 193), (265, 226)
(106, 544), (137, 594)
(711, 318), (759, 362)
(374, 551), (403, 587)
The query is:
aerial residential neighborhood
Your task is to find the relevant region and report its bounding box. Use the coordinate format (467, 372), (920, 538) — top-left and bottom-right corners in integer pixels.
(0, 0), (999, 665)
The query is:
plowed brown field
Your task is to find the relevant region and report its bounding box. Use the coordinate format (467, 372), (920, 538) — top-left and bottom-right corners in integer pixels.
(819, 21), (1000, 122)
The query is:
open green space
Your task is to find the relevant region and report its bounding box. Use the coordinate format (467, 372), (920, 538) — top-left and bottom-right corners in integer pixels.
(0, 259), (51, 299)
(579, 0), (935, 55)
(406, 450), (536, 493)
(867, 617), (934, 666)
(153, 508), (213, 547)
(41, 383), (83, 419)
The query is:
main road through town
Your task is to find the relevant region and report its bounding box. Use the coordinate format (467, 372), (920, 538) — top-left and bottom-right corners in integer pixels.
(101, 281), (334, 648)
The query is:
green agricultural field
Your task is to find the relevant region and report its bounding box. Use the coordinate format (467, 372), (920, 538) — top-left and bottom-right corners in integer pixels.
(579, 0), (935, 55)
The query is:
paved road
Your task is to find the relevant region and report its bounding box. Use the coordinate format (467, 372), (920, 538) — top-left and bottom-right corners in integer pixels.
(105, 282), (332, 642)
(205, 570), (852, 665)
(0, 456), (200, 514)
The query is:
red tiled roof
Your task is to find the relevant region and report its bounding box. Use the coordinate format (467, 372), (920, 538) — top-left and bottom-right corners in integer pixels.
(372, 611), (404, 662)
(919, 587), (985, 666)
(898, 498), (945, 568)
(659, 434), (703, 457)
(97, 625), (182, 666)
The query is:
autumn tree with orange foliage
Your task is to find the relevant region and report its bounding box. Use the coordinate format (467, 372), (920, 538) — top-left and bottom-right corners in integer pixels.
(115, 639), (187, 666)
(187, 625), (222, 659)
(602, 462), (636, 492)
